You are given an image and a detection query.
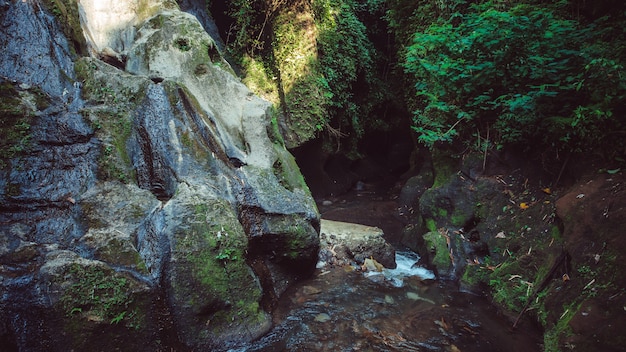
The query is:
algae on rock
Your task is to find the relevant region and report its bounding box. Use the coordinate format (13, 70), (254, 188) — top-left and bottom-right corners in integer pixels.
(165, 190), (270, 346)
(0, 2), (320, 351)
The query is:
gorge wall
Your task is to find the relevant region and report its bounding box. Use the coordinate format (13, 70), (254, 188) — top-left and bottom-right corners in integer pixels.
(0, 0), (319, 350)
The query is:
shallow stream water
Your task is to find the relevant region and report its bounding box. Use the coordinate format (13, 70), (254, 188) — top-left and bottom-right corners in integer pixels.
(233, 186), (544, 351)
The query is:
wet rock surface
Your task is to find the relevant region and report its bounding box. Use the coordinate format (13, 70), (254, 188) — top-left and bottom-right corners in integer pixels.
(318, 219), (396, 269)
(0, 1), (319, 350)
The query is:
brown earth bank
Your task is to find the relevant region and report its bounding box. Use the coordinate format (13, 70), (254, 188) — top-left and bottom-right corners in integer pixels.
(549, 170), (626, 351)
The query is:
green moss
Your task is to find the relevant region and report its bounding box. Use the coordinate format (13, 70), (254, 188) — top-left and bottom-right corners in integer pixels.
(241, 55), (280, 105)
(271, 147), (309, 192)
(282, 71), (331, 145)
(266, 107), (285, 146)
(95, 110), (134, 183)
(425, 218), (437, 232)
(550, 225), (562, 241)
(174, 200), (263, 330)
(258, 215), (315, 261)
(96, 237), (149, 275)
(543, 302), (579, 352)
(483, 244), (557, 313)
(0, 82), (48, 168)
(269, 7), (331, 147)
(489, 267), (531, 312)
(450, 210), (469, 227)
(431, 149), (458, 188)
(285, 223), (310, 259)
(60, 264), (140, 326)
(75, 58), (150, 183)
(423, 231), (451, 272)
(460, 264), (488, 288)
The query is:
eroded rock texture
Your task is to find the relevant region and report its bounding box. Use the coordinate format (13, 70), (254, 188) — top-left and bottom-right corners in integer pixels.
(0, 1), (319, 350)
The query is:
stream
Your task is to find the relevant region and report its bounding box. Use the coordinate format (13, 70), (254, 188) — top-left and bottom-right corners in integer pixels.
(232, 184), (545, 351)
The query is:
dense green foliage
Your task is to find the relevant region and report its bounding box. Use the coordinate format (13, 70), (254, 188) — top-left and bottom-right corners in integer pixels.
(315, 0), (374, 138)
(216, 0), (625, 159)
(401, 0), (626, 156)
(215, 0), (394, 150)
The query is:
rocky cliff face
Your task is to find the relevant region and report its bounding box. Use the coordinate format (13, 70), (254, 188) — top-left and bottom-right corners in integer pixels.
(0, 1), (319, 350)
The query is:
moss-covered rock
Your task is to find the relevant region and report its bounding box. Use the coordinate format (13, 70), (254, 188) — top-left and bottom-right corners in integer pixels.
(423, 230), (453, 275)
(165, 188), (270, 348)
(417, 149), (564, 303)
(272, 143), (310, 192)
(0, 81), (50, 170)
(431, 148), (459, 188)
(75, 57), (151, 183)
(38, 251), (155, 351)
(1, 3), (320, 351)
(419, 177), (476, 230)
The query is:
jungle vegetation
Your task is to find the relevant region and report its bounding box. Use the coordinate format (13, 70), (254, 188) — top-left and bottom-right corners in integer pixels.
(210, 0), (625, 160)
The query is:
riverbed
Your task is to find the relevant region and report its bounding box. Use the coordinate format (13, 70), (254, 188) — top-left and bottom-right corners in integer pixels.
(231, 184), (544, 351)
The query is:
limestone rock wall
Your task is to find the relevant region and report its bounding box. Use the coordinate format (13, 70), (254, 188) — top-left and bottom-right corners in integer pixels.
(0, 1), (319, 350)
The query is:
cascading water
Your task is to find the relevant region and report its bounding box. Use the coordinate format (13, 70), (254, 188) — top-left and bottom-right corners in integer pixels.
(365, 250), (436, 287)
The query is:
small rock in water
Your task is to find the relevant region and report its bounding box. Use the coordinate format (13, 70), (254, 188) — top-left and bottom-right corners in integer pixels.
(302, 286), (322, 295)
(406, 292), (420, 300)
(406, 291), (436, 304)
(384, 295), (395, 304)
(363, 258), (384, 272)
(343, 265), (355, 272)
(314, 313), (331, 322)
(365, 273), (386, 284)
(322, 200), (333, 206)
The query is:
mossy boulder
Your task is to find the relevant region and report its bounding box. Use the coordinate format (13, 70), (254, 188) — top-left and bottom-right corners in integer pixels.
(423, 230), (452, 274)
(419, 177), (477, 231)
(164, 186), (271, 348)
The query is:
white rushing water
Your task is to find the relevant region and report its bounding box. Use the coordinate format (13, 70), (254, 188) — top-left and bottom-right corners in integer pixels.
(365, 250), (435, 287)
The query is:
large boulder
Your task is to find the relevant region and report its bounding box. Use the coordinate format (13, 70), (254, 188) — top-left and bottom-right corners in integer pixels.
(318, 219), (395, 269)
(0, 1), (319, 350)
